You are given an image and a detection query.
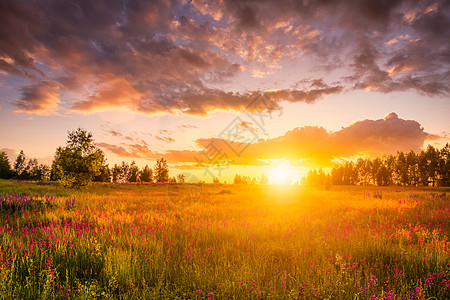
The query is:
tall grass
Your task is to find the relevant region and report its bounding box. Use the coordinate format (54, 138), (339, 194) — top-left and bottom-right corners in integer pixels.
(0, 180), (448, 299)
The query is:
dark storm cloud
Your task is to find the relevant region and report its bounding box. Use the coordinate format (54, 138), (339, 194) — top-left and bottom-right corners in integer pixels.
(137, 80), (342, 116)
(0, 0), (448, 115)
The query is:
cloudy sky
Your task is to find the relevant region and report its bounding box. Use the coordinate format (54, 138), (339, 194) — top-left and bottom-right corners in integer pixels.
(1, 0), (449, 182)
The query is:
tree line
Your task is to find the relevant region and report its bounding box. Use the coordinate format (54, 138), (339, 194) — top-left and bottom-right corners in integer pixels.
(303, 144), (450, 187)
(1, 128), (449, 188)
(0, 150), (50, 181)
(233, 173), (269, 184)
(0, 128), (176, 187)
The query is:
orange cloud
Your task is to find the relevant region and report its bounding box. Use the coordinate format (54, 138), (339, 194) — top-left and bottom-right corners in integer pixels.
(14, 81), (61, 115)
(99, 113), (439, 169)
(72, 78), (143, 113)
(173, 113), (437, 167)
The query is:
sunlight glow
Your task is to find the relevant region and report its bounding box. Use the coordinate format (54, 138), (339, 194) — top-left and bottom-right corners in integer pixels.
(268, 160), (298, 184)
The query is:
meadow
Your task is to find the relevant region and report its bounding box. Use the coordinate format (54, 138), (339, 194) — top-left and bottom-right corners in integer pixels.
(0, 180), (449, 299)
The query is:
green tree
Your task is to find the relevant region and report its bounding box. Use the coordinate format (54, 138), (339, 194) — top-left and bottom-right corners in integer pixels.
(375, 165), (390, 186)
(438, 144), (450, 186)
(27, 158), (39, 180)
(0, 151), (12, 179)
(27, 158), (50, 181)
(116, 161), (130, 183)
(53, 128), (105, 188)
(111, 164), (121, 183)
(94, 164), (111, 182)
(14, 150), (29, 179)
(154, 158), (169, 182)
(425, 145), (439, 186)
(418, 150), (429, 186)
(140, 165), (153, 182)
(406, 150), (418, 186)
(128, 161), (140, 182)
(395, 152), (408, 186)
(356, 158), (370, 185)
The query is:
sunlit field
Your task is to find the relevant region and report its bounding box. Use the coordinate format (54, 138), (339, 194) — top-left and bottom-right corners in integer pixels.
(0, 180), (449, 299)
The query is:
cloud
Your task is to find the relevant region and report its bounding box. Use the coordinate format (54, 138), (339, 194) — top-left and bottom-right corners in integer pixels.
(14, 81), (61, 115)
(98, 113), (438, 169)
(71, 78), (143, 113)
(177, 124), (198, 129)
(155, 136), (175, 143)
(96, 143), (141, 159)
(106, 130), (123, 138)
(161, 113), (439, 167)
(0, 0), (448, 116)
(143, 81), (343, 116)
(331, 112), (430, 156)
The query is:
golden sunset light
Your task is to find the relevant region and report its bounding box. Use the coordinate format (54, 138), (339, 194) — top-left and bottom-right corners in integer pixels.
(0, 0), (448, 183)
(0, 0), (449, 299)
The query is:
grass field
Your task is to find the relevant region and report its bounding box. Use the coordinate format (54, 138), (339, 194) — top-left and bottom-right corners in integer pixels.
(0, 180), (449, 299)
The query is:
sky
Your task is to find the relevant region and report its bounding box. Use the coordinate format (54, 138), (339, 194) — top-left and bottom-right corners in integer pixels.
(0, 0), (449, 183)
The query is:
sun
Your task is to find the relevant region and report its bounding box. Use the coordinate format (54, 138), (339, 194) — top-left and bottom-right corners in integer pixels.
(271, 168), (290, 184)
(268, 160), (297, 184)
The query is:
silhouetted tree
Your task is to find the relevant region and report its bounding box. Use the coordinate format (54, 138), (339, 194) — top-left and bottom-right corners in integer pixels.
(302, 168), (331, 186)
(154, 158), (169, 182)
(27, 158), (39, 180)
(0, 151), (12, 179)
(111, 164), (120, 183)
(395, 152), (408, 186)
(128, 161), (140, 182)
(425, 145), (439, 186)
(13, 150), (29, 179)
(177, 174), (186, 183)
(438, 144), (450, 186)
(331, 165), (344, 185)
(27, 158), (50, 181)
(356, 158), (369, 185)
(140, 165), (153, 182)
(234, 174), (245, 184)
(115, 161), (130, 183)
(406, 150), (418, 186)
(417, 150), (429, 186)
(329, 145), (449, 187)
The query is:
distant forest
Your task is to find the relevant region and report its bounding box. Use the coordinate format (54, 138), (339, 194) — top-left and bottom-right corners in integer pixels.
(0, 151), (176, 184)
(303, 144), (450, 187)
(1, 144), (449, 187)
